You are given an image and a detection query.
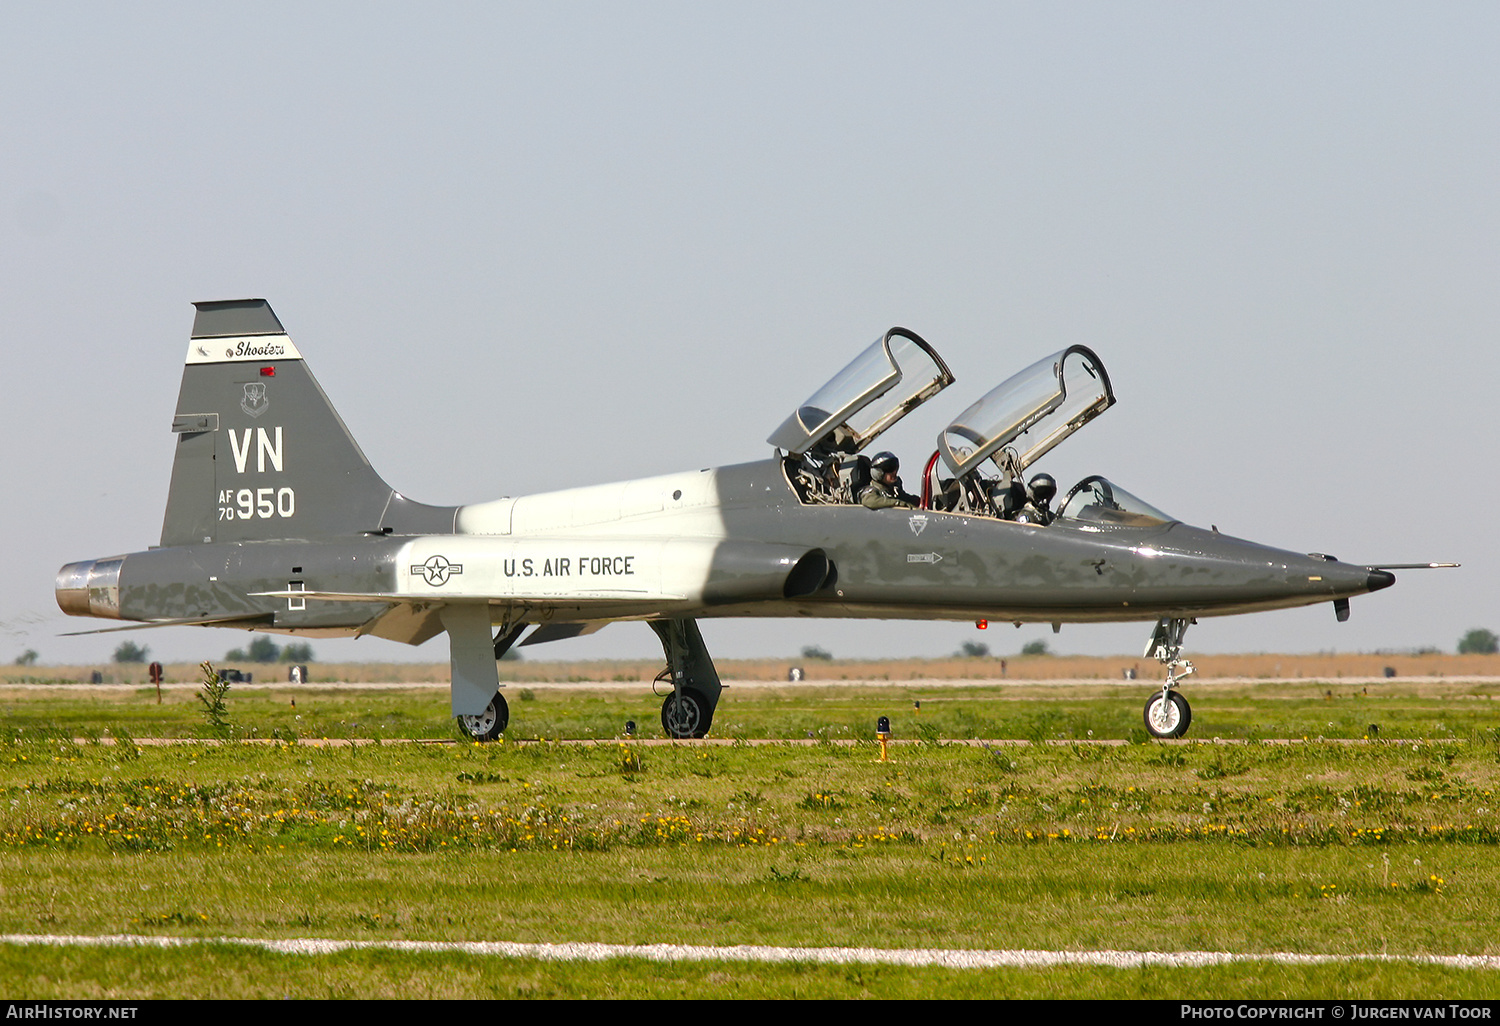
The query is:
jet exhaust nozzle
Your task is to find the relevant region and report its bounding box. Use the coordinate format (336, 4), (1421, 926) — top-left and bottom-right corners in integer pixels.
(55, 558), (126, 619)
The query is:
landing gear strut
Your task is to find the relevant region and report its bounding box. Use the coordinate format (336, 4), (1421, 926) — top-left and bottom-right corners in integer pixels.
(443, 606), (516, 742)
(649, 618), (722, 739)
(454, 622), (527, 741)
(1143, 616), (1195, 739)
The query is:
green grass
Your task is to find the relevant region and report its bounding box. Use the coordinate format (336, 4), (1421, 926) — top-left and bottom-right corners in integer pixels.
(2, 680), (1499, 997)
(4, 677), (1498, 743)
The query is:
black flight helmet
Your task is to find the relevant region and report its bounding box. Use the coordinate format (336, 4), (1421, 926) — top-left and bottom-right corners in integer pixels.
(1029, 473), (1057, 507)
(871, 451), (900, 477)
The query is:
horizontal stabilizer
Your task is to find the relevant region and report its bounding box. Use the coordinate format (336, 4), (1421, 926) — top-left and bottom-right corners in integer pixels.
(61, 613), (275, 636)
(252, 589), (399, 603)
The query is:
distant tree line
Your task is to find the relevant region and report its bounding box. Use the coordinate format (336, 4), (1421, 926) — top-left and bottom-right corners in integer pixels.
(109, 637), (315, 664)
(113, 641), (148, 663)
(1458, 628), (1498, 655)
(225, 636), (315, 663)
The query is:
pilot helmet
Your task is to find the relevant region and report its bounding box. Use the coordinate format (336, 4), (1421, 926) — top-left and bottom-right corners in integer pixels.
(871, 451), (900, 476)
(1028, 473), (1057, 506)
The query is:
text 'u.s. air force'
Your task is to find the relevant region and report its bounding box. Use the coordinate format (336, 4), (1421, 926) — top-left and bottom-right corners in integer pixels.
(503, 556), (636, 577)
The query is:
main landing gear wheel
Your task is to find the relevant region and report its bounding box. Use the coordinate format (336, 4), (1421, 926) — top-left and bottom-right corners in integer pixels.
(661, 687), (712, 739)
(458, 692), (510, 742)
(1144, 690), (1191, 739)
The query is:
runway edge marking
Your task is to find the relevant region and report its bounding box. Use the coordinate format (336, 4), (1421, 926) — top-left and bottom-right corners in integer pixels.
(3, 934), (1499, 970)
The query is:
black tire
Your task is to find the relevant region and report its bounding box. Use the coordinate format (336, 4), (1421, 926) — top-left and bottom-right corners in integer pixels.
(661, 687), (712, 739)
(1143, 690), (1191, 739)
(457, 692), (510, 742)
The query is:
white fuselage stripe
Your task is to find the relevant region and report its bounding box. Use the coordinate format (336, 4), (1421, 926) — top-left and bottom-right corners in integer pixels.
(426, 468), (729, 605)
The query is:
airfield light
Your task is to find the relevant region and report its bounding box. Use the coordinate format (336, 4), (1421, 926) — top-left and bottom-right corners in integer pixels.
(913, 700), (920, 714)
(876, 716), (891, 762)
(624, 720), (636, 737)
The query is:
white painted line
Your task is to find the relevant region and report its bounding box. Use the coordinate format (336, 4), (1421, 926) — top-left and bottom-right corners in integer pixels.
(3, 934), (1498, 970)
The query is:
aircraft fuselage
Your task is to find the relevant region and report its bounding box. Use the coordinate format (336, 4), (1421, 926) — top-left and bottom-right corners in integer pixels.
(58, 458), (1391, 641)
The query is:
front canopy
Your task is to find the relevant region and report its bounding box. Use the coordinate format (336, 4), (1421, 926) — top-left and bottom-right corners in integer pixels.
(768, 328), (953, 456)
(937, 345), (1114, 481)
(1056, 476), (1175, 527)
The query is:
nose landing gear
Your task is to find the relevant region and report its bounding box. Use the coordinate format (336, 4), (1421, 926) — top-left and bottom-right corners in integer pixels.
(1144, 689), (1191, 739)
(1143, 616), (1195, 739)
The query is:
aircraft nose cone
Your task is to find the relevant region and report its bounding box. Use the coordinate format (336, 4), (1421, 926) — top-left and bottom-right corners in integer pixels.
(1367, 569), (1396, 593)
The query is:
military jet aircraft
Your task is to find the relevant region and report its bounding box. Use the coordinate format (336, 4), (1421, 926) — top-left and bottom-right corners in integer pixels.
(57, 299), (1442, 741)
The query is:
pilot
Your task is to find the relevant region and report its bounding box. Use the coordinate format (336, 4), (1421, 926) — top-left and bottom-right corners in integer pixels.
(1013, 472), (1057, 525)
(861, 451), (920, 510)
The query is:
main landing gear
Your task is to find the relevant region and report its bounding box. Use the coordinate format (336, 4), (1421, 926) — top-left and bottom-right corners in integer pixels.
(1143, 616), (1195, 739)
(449, 616), (526, 742)
(458, 692), (510, 742)
(444, 614), (724, 742)
(660, 683), (712, 738)
(650, 618), (722, 739)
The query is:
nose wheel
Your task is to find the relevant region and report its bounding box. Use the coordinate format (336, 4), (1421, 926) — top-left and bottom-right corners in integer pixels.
(457, 692), (509, 742)
(1143, 616), (1196, 739)
(1144, 690), (1191, 739)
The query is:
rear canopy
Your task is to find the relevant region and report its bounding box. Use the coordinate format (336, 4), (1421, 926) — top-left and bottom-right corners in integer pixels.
(937, 345), (1114, 481)
(768, 328), (953, 456)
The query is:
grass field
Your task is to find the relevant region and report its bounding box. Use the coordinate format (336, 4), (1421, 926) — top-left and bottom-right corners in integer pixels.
(3, 673), (1499, 998)
(10, 650), (1500, 686)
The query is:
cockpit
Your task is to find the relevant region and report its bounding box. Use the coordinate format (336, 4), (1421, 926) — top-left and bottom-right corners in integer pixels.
(771, 328), (954, 507)
(772, 334), (1176, 528)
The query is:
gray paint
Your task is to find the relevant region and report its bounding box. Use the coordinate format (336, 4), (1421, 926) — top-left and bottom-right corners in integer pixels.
(113, 538), (402, 632)
(708, 459), (1382, 622)
(163, 301), (458, 546)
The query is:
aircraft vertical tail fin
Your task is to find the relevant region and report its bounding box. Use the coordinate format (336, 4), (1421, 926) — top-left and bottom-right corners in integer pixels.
(160, 299), (456, 546)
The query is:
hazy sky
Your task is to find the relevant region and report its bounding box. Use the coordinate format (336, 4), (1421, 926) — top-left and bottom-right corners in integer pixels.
(3, 3), (1496, 666)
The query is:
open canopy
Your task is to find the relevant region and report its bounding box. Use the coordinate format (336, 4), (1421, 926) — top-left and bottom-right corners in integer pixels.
(768, 328), (953, 456)
(937, 345), (1114, 481)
